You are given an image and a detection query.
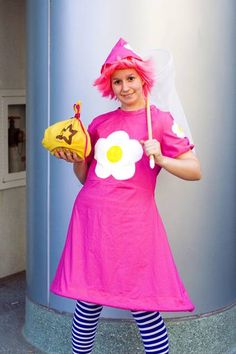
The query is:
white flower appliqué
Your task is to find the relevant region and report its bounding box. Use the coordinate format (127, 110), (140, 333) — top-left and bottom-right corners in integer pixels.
(172, 121), (186, 138)
(94, 131), (143, 180)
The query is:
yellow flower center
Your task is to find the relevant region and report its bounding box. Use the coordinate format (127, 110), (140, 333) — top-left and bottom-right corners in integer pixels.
(107, 145), (123, 163)
(176, 124), (184, 135)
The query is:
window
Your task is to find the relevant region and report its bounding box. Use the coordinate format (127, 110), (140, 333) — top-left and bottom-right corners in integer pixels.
(0, 90), (26, 190)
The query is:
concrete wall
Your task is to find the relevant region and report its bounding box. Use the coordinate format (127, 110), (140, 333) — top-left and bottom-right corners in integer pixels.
(0, 0), (26, 278)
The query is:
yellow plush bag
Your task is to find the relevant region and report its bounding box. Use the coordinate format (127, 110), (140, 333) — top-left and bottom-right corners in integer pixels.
(42, 101), (91, 159)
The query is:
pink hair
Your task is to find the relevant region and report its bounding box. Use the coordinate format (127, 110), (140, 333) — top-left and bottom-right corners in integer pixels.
(94, 57), (155, 99)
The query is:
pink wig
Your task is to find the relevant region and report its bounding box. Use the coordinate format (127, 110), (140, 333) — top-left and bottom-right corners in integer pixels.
(94, 57), (155, 99)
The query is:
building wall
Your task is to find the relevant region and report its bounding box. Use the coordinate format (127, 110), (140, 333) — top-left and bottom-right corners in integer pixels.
(0, 0), (26, 278)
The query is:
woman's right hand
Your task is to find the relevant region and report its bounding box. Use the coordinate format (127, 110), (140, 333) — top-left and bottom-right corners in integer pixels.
(54, 148), (88, 184)
(54, 149), (83, 163)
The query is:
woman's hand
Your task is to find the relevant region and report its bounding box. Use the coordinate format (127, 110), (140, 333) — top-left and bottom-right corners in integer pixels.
(141, 139), (164, 165)
(54, 149), (83, 163)
(141, 139), (201, 181)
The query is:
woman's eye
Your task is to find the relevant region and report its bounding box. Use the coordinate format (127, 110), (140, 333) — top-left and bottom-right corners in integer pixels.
(128, 76), (135, 81)
(113, 80), (121, 85)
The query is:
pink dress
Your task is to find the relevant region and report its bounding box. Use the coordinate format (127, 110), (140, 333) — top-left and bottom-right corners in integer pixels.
(51, 105), (195, 312)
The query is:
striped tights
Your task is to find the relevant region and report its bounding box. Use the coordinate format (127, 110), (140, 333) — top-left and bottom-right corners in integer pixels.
(72, 300), (169, 354)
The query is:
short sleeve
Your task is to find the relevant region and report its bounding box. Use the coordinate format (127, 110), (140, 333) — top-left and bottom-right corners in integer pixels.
(160, 112), (194, 158)
(87, 120), (96, 144)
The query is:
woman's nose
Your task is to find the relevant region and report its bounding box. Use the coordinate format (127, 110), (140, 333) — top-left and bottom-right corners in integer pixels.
(121, 81), (129, 92)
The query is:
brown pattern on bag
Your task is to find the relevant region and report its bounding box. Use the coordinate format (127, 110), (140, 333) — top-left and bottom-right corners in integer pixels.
(56, 124), (78, 145)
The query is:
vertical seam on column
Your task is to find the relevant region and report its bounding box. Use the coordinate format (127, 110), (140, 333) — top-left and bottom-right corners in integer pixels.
(46, 0), (51, 306)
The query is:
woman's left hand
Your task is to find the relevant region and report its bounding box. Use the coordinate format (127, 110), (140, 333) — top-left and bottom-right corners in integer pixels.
(141, 139), (202, 180)
(141, 139), (164, 165)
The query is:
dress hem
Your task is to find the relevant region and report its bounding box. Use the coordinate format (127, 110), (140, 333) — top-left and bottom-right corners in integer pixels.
(50, 288), (195, 313)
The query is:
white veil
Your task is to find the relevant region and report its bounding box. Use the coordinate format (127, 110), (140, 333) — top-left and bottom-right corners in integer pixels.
(142, 49), (194, 144)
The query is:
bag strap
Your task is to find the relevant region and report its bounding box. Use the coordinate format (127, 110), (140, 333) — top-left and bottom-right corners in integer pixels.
(73, 101), (81, 119)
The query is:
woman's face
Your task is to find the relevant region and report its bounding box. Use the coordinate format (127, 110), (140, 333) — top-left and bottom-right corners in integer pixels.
(111, 69), (145, 111)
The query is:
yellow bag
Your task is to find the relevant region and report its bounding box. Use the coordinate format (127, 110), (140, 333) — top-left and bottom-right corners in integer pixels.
(42, 101), (91, 159)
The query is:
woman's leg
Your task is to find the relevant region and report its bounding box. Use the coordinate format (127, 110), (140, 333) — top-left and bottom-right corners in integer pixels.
(131, 310), (169, 354)
(72, 300), (103, 354)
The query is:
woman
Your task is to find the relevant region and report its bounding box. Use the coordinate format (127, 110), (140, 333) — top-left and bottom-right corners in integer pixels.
(52, 38), (201, 354)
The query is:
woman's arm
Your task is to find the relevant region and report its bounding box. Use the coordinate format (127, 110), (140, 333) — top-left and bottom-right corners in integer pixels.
(156, 150), (201, 180)
(54, 149), (89, 184)
(142, 139), (202, 181)
(73, 160), (88, 184)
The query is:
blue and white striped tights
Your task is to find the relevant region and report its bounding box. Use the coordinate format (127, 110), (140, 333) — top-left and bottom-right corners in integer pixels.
(72, 300), (169, 354)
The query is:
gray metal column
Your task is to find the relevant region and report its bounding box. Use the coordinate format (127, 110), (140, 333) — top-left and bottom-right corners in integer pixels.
(26, 0), (49, 306)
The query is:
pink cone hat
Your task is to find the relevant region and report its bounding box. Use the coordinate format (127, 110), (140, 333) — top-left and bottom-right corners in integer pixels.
(101, 38), (143, 73)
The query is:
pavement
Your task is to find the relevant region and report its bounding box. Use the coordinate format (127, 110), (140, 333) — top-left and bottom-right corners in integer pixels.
(0, 271), (43, 354)
(1, 272), (235, 354)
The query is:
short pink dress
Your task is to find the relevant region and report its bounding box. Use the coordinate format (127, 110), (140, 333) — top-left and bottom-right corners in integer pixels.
(51, 105), (195, 312)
